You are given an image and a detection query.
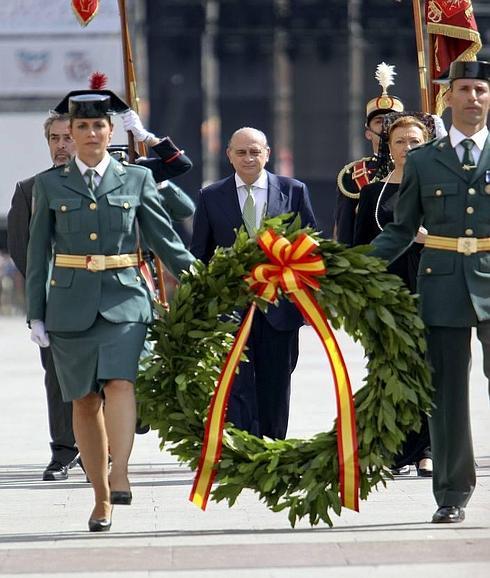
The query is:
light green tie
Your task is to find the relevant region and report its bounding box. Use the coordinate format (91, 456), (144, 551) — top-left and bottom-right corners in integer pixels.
(242, 185), (256, 237)
(85, 168), (97, 194)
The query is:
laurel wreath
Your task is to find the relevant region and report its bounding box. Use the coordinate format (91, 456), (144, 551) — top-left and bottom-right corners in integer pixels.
(136, 216), (433, 527)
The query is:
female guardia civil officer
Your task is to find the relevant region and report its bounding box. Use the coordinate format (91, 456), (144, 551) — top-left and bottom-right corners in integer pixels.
(25, 90), (195, 532)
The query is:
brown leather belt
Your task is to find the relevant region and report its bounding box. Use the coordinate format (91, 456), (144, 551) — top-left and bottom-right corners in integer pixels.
(425, 235), (490, 256)
(55, 253), (139, 272)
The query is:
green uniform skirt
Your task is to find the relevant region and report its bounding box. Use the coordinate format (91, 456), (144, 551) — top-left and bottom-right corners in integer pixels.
(49, 315), (148, 402)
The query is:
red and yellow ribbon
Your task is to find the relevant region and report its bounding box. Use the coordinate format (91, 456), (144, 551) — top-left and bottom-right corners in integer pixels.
(190, 230), (359, 512)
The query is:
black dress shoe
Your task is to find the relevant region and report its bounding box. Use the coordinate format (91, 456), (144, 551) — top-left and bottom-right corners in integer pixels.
(43, 460), (69, 481)
(88, 516), (112, 532)
(432, 506), (465, 523)
(110, 490), (132, 505)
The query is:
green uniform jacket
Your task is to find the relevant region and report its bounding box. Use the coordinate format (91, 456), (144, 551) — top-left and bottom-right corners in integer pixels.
(26, 157), (194, 332)
(372, 134), (490, 327)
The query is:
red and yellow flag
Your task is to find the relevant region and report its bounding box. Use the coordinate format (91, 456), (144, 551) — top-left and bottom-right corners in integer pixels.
(190, 230), (360, 513)
(426, 0), (482, 114)
(71, 0), (99, 27)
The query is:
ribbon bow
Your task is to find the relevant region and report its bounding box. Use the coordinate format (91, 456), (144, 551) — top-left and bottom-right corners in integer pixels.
(190, 230), (359, 513)
(245, 230), (327, 303)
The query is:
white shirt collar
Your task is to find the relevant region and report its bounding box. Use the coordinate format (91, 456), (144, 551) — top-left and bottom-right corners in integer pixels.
(234, 170), (268, 191)
(449, 125), (488, 150)
(75, 152), (111, 177)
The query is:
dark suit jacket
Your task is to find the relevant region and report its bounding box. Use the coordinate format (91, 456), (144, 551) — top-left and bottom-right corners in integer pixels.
(8, 176), (36, 278)
(190, 170), (317, 331)
(372, 133), (490, 327)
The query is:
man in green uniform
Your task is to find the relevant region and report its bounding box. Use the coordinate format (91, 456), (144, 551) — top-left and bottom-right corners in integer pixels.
(372, 60), (490, 524)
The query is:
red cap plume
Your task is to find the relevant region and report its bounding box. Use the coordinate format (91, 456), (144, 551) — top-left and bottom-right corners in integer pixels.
(89, 71), (108, 90)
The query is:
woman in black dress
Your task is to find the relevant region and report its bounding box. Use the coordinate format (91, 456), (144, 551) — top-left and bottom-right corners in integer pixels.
(354, 113), (434, 476)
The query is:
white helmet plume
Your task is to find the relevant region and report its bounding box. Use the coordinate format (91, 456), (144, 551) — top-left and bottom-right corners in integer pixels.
(375, 62), (396, 96)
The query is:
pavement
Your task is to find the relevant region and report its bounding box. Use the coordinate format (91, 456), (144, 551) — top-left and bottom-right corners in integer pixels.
(0, 315), (489, 577)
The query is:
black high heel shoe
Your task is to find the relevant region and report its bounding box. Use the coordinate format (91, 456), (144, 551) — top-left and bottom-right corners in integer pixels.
(110, 490), (132, 505)
(88, 507), (113, 532)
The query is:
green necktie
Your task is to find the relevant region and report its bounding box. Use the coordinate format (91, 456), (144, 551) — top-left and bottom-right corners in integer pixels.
(242, 185), (256, 237)
(85, 168), (97, 193)
(461, 139), (476, 170)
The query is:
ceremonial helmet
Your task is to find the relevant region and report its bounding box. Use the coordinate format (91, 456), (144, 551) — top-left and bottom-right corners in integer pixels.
(365, 62), (404, 126)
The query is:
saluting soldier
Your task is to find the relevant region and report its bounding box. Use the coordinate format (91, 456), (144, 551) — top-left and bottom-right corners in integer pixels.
(25, 90), (195, 532)
(372, 60), (490, 524)
(334, 62), (404, 245)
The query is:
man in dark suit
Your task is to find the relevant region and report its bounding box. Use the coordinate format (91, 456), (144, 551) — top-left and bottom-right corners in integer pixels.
(8, 113), (79, 480)
(191, 127), (316, 439)
(372, 60), (490, 524)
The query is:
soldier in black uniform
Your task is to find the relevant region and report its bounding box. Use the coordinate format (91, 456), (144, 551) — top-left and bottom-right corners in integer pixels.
(334, 63), (404, 246)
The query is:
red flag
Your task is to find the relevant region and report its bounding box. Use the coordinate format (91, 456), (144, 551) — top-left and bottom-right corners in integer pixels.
(72, 0), (99, 27)
(426, 1), (482, 114)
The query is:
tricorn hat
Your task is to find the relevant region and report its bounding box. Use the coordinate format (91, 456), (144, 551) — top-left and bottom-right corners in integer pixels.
(433, 60), (490, 84)
(53, 89), (129, 117)
(365, 62), (404, 125)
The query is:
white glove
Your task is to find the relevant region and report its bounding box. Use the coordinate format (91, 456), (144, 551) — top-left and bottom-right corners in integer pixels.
(30, 320), (50, 348)
(120, 110), (156, 143)
(431, 114), (448, 139)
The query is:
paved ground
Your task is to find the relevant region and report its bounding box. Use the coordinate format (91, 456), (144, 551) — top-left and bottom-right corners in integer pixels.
(0, 315), (489, 577)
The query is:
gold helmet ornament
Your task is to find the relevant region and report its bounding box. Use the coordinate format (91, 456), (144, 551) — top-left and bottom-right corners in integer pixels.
(365, 62), (404, 126)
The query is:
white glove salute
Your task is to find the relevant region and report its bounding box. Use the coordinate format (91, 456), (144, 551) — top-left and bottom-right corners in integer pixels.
(30, 320), (50, 348)
(431, 114), (448, 139)
(120, 109), (158, 144)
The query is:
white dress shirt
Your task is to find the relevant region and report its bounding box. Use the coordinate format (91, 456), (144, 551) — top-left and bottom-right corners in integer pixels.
(449, 125), (488, 166)
(75, 152), (111, 188)
(235, 170), (268, 229)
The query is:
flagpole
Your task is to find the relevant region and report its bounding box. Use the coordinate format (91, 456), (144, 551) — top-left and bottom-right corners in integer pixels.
(117, 0), (168, 307)
(411, 0), (430, 113)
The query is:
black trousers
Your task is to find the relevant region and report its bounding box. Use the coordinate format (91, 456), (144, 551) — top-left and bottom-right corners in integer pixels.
(426, 323), (490, 507)
(226, 311), (299, 440)
(39, 346), (77, 465)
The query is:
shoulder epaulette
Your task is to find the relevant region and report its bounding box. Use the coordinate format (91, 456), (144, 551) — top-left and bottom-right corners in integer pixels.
(37, 164), (60, 176)
(337, 157), (375, 200)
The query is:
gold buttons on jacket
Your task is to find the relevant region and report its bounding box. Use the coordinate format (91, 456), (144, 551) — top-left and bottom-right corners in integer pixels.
(485, 184), (490, 194)
(465, 229), (474, 236)
(468, 187), (476, 195)
(466, 206), (474, 214)
(89, 202), (97, 210)
(425, 267), (432, 274)
(123, 202), (130, 209)
(60, 205), (67, 212)
(89, 232), (98, 241)
(50, 279), (56, 286)
(435, 189), (443, 197)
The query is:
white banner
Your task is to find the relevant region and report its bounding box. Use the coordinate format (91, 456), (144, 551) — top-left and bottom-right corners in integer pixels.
(0, 38), (124, 96)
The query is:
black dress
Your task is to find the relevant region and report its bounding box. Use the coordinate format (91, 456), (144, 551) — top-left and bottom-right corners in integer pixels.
(353, 180), (431, 469)
(353, 181), (422, 291)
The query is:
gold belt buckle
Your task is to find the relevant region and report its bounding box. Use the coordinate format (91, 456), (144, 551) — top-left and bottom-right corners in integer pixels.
(86, 255), (106, 272)
(457, 237), (478, 256)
